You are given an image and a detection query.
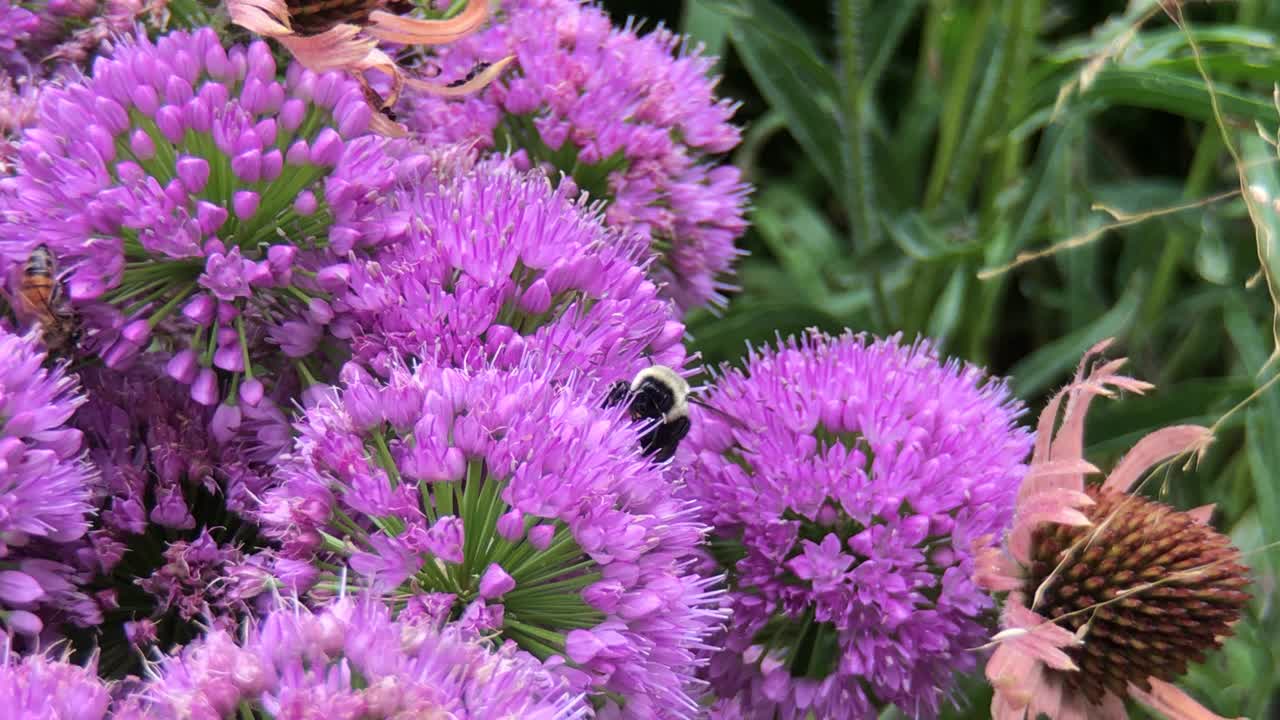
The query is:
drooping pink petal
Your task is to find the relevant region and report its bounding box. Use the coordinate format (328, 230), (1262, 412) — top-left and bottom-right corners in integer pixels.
(996, 602), (1081, 671)
(974, 544), (1024, 592)
(405, 56), (514, 98)
(277, 26), (395, 74)
(1187, 503), (1216, 524)
(1017, 458), (1099, 503)
(226, 0), (293, 35)
(1130, 678), (1245, 720)
(1102, 424), (1214, 494)
(366, 0), (490, 44)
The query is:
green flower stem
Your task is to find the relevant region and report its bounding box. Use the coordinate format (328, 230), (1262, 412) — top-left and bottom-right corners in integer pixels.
(505, 571), (601, 600)
(369, 429), (401, 487)
(517, 558), (596, 587)
(501, 625), (562, 661)
(503, 618), (567, 650)
(235, 316), (254, 379)
(319, 530), (353, 555)
(459, 461), (484, 578)
(145, 282), (199, 329)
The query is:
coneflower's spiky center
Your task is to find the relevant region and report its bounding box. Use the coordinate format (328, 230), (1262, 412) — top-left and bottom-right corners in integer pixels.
(1027, 487), (1251, 702)
(284, 0), (409, 35)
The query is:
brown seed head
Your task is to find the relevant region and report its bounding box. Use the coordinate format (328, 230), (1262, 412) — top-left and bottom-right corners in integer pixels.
(1027, 487), (1251, 703)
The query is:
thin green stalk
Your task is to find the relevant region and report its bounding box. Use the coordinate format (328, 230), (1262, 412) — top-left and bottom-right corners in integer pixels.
(836, 0), (880, 250)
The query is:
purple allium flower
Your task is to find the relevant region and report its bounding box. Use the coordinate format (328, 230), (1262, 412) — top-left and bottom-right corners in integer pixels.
(259, 359), (721, 718)
(680, 330), (1033, 719)
(0, 1), (38, 76)
(0, 74), (41, 171)
(334, 152), (687, 384)
(115, 597), (588, 720)
(0, 328), (96, 636)
(63, 359), (272, 677)
(0, 27), (431, 436)
(0, 643), (111, 720)
(403, 0), (751, 312)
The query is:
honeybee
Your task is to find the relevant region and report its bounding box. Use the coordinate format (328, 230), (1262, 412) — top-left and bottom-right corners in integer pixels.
(11, 244), (81, 356)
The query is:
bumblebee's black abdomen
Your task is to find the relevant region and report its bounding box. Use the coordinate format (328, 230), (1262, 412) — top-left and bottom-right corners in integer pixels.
(603, 379), (687, 461)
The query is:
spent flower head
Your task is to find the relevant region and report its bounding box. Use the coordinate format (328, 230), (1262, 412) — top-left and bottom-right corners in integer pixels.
(333, 151), (687, 385)
(0, 27), (432, 439)
(975, 340), (1251, 720)
(681, 330), (1032, 719)
(64, 360), (272, 678)
(258, 358), (721, 717)
(404, 0), (750, 312)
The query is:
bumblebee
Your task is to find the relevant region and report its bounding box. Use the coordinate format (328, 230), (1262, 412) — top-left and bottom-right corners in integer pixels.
(604, 365), (692, 462)
(12, 244), (81, 356)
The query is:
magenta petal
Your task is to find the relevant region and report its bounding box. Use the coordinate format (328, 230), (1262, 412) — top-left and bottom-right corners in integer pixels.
(478, 563), (515, 599)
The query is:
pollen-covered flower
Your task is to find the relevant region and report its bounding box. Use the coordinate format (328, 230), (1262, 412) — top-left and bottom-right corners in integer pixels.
(0, 643), (111, 720)
(114, 597), (586, 720)
(403, 0), (750, 312)
(228, 0), (510, 133)
(333, 151), (687, 385)
(63, 360), (271, 678)
(0, 28), (430, 438)
(259, 359), (721, 717)
(0, 327), (95, 636)
(680, 330), (1032, 719)
(975, 340), (1251, 720)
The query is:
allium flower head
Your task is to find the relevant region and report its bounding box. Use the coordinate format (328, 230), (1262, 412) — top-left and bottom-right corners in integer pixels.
(0, 327), (95, 635)
(975, 340), (1251, 720)
(404, 0), (751, 312)
(0, 0), (38, 76)
(260, 359), (720, 717)
(66, 360), (271, 678)
(334, 151), (687, 384)
(0, 643), (111, 720)
(115, 597), (586, 720)
(681, 330), (1033, 719)
(229, 0), (511, 133)
(0, 27), (430, 436)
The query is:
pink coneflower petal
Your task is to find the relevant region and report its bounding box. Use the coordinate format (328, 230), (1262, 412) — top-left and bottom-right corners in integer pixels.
(1017, 458), (1100, 503)
(1187, 503), (1216, 524)
(226, 0), (292, 34)
(405, 55), (514, 97)
(1129, 678), (1245, 720)
(365, 0), (489, 44)
(974, 543), (1023, 592)
(1102, 424), (1213, 493)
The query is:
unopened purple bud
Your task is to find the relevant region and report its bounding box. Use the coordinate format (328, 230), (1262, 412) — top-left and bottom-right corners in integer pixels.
(129, 84), (159, 115)
(528, 524), (555, 551)
(286, 139), (310, 166)
(129, 129), (155, 159)
(240, 378), (265, 406)
(211, 402), (242, 443)
(652, 321), (685, 351)
(519, 279), (553, 314)
(214, 344), (245, 372)
(87, 125), (115, 162)
(183, 294), (215, 324)
(6, 610), (42, 636)
(247, 260), (273, 286)
(94, 96), (129, 134)
(312, 72), (341, 108)
(254, 118), (278, 146)
(176, 156), (210, 194)
(115, 160), (144, 184)
(337, 101), (371, 137)
(497, 509), (525, 542)
(165, 75), (194, 105)
(121, 319), (150, 345)
(566, 629), (605, 664)
(196, 201), (228, 234)
(163, 179), (188, 207)
(278, 101), (306, 136)
(232, 149), (262, 183)
(310, 128), (344, 166)
(261, 149), (283, 182)
(167, 349), (199, 383)
(205, 43), (231, 78)
(155, 105), (185, 144)
(267, 244), (296, 272)
(0, 571), (42, 604)
(307, 298), (333, 324)
(103, 338), (141, 368)
(233, 190), (260, 219)
(583, 579), (624, 613)
(192, 369), (219, 405)
(293, 190), (317, 215)
(217, 304), (240, 324)
(478, 564), (515, 599)
(316, 264), (350, 293)
(246, 41), (276, 82)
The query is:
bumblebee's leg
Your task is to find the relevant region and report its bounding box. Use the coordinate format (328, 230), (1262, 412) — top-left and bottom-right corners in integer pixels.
(648, 416), (691, 462)
(603, 380), (631, 409)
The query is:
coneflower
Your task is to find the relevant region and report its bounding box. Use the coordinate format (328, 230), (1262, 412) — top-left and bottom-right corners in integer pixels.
(975, 339), (1252, 720)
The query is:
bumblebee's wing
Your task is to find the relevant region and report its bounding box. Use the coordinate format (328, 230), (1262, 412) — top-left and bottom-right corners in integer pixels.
(688, 396), (753, 431)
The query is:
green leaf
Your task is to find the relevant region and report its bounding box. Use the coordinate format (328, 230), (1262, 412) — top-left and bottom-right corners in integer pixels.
(715, 0), (844, 189)
(1009, 279), (1143, 398)
(1084, 66), (1275, 126)
(681, 0), (732, 61)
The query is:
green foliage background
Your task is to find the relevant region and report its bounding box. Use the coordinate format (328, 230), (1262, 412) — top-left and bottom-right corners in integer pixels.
(598, 0), (1280, 717)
